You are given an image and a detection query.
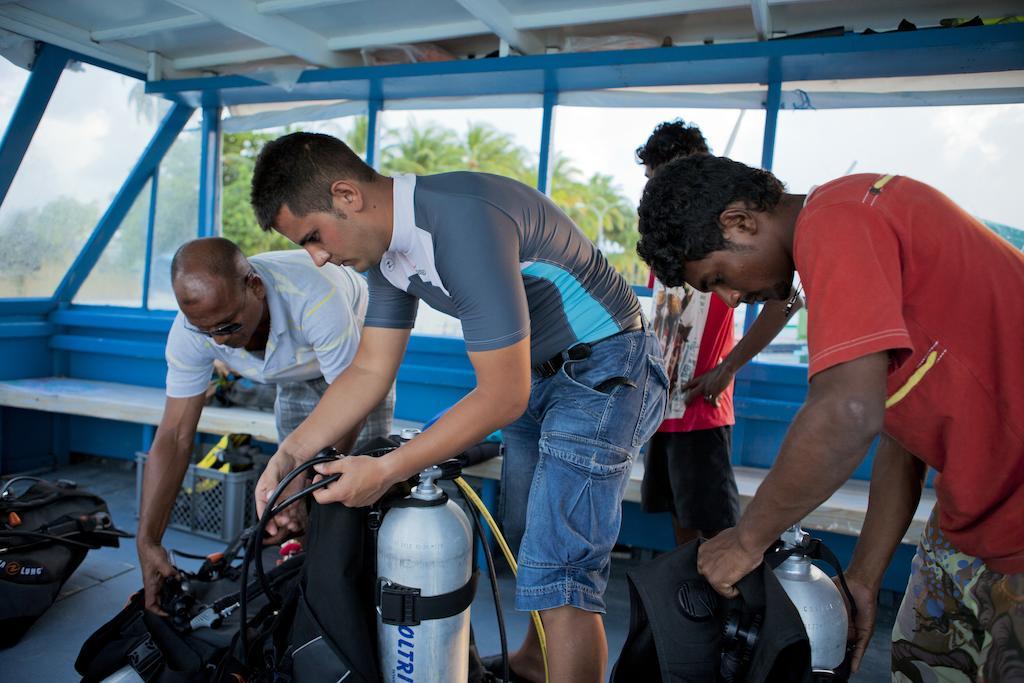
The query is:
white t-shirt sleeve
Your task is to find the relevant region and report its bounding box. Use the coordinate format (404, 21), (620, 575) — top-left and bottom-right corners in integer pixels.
(298, 270), (365, 385)
(164, 314), (216, 398)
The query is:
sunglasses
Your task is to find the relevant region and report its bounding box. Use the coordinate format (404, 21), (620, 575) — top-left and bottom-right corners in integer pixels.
(182, 272), (253, 338)
(183, 319), (244, 338)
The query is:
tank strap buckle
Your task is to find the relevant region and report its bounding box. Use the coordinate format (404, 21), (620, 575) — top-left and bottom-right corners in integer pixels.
(378, 579), (421, 626)
(377, 572), (480, 627)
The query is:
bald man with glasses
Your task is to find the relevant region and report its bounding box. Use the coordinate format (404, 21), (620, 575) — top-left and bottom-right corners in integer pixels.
(137, 237), (393, 613)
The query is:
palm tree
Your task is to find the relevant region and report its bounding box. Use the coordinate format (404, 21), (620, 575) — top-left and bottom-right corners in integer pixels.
(381, 119), (463, 175)
(462, 123), (532, 183)
(583, 173), (635, 249)
(549, 153), (591, 230)
(345, 115), (369, 158)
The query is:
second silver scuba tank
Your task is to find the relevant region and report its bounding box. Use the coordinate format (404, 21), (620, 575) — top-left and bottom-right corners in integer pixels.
(376, 462), (473, 683)
(772, 525), (849, 674)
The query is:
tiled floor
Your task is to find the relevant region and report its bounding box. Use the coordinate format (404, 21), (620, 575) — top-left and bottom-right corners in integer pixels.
(0, 457), (896, 680)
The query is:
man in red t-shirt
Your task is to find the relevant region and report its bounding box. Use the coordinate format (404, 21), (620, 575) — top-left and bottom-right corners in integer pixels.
(637, 154), (1024, 678)
(635, 121), (799, 545)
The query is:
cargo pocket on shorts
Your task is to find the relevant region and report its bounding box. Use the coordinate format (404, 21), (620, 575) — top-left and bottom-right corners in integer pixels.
(632, 354), (670, 447)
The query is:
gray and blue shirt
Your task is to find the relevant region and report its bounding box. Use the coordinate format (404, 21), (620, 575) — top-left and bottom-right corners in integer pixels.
(365, 172), (641, 364)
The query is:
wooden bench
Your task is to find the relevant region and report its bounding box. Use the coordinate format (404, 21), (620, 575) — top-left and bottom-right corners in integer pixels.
(0, 376), (420, 445)
(0, 377), (935, 547)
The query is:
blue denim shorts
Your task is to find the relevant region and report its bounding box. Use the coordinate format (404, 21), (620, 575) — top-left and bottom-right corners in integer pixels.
(500, 326), (668, 613)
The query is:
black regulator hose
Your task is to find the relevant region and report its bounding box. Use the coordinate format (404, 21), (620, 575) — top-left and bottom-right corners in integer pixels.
(239, 449), (340, 659)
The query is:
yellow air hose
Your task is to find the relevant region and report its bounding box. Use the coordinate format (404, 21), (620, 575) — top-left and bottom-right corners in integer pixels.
(454, 476), (550, 683)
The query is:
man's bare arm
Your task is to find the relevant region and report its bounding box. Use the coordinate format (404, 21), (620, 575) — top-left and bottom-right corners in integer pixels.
(725, 297), (802, 373)
(138, 394), (205, 545)
(137, 393), (205, 611)
(685, 296), (802, 404)
(280, 326), (410, 460)
(309, 337), (532, 508)
(848, 433), (925, 585)
(255, 326), (410, 529)
(379, 337), (531, 482)
(738, 351), (888, 550)
(698, 352), (888, 596)
(842, 433), (926, 671)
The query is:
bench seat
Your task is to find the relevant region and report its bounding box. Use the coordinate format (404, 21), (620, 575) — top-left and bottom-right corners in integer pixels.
(1, 377), (935, 546)
(461, 455), (935, 546)
(0, 377), (419, 444)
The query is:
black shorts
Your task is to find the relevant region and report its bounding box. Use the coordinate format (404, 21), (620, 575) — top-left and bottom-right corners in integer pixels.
(641, 426), (740, 533)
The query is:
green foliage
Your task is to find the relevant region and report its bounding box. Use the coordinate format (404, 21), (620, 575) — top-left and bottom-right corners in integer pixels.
(217, 115), (646, 281)
(221, 130), (298, 256)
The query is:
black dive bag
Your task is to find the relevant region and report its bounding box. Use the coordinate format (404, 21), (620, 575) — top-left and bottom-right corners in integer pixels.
(0, 476), (127, 649)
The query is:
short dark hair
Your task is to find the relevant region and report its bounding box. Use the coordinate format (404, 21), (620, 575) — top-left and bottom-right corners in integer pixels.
(637, 155), (785, 287)
(250, 132), (376, 232)
(635, 119), (710, 171)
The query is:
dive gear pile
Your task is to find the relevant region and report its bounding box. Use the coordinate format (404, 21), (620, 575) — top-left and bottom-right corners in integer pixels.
(76, 436), (512, 682)
(0, 476), (130, 649)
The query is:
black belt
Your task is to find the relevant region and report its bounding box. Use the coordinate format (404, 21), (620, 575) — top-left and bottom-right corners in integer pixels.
(533, 316), (644, 379)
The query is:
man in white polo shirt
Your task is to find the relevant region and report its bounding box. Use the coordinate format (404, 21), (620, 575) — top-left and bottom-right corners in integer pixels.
(137, 237), (393, 613)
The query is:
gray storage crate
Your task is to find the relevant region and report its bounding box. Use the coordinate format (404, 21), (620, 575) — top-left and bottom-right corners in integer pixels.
(135, 452), (262, 542)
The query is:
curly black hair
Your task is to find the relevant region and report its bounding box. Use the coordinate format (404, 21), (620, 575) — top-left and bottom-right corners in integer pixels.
(251, 132), (377, 232)
(635, 119), (710, 171)
(637, 154), (785, 287)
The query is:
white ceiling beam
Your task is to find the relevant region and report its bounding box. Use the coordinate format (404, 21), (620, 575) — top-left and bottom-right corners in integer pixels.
(327, 19), (489, 50)
(89, 2), (366, 43)
(256, 0), (362, 14)
(172, 46), (288, 71)
(453, 0), (545, 55)
(515, 0), (819, 30)
(173, 18), (493, 70)
(517, 0), (719, 29)
(751, 0), (772, 40)
(0, 5), (150, 73)
(91, 14), (210, 42)
(166, 0), (345, 67)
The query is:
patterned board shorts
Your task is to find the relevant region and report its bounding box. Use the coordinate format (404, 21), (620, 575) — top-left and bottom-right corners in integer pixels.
(892, 509), (1024, 682)
(274, 376), (395, 450)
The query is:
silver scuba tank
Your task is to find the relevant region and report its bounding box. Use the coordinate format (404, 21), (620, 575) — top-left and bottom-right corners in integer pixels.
(376, 462), (473, 682)
(99, 666), (145, 683)
(772, 525), (848, 673)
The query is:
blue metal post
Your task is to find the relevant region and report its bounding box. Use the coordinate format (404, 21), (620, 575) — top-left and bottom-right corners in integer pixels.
(53, 103), (196, 303)
(142, 425), (156, 452)
(366, 96), (382, 169)
(743, 302), (763, 334)
(745, 76), (782, 334)
(760, 78), (782, 172)
(141, 171), (160, 308)
(0, 43), (68, 209)
(198, 105), (222, 237)
(536, 87), (557, 195)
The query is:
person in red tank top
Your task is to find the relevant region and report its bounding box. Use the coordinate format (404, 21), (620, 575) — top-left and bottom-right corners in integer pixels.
(635, 121), (800, 545)
(636, 154), (1024, 679)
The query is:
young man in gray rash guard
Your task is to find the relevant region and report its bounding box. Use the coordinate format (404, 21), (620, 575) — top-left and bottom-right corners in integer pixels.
(250, 132), (667, 682)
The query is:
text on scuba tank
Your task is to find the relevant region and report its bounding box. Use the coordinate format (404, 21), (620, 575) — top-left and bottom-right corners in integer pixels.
(396, 624), (415, 682)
